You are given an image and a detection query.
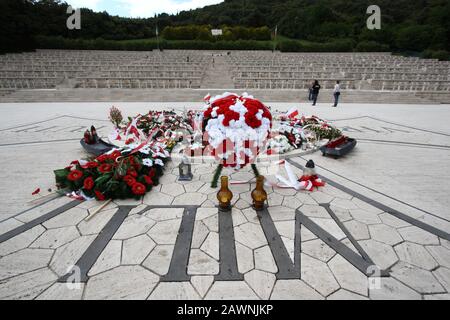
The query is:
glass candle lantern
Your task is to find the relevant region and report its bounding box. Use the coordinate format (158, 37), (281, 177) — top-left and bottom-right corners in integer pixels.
(252, 175), (268, 211)
(178, 157), (193, 181)
(217, 176), (233, 211)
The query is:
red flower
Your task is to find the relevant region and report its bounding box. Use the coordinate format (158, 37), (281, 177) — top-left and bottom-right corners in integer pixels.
(94, 190), (106, 201)
(65, 160), (80, 170)
(244, 114), (262, 128)
(123, 175), (136, 187)
(96, 155), (108, 163)
(215, 106), (227, 116)
(83, 177), (94, 190)
(127, 169), (138, 178)
(126, 156), (141, 171)
(262, 108), (272, 121)
(243, 99), (263, 112)
(67, 170), (83, 181)
(203, 107), (213, 119)
(109, 150), (122, 160)
(83, 162), (98, 169)
(98, 164), (113, 173)
(148, 168), (156, 178)
(132, 182), (146, 196)
(144, 176), (153, 185)
(212, 96), (236, 111)
(245, 106), (259, 117)
(222, 110), (240, 126)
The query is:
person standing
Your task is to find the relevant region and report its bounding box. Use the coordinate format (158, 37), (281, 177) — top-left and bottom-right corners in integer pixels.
(333, 80), (341, 107)
(311, 80), (321, 106)
(308, 80), (314, 101)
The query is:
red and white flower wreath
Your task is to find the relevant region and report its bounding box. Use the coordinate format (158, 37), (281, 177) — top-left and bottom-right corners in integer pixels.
(203, 93), (272, 170)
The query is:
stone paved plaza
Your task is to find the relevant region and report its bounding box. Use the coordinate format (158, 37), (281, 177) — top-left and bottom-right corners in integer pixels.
(0, 101), (449, 300)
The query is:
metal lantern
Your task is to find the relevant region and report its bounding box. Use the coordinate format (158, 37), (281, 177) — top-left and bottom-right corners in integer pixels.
(178, 156), (193, 181)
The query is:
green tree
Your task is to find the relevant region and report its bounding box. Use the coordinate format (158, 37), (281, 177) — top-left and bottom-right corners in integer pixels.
(396, 25), (433, 51)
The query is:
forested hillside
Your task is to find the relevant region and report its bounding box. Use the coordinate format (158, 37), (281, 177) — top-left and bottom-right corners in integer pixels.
(1, 0), (449, 59)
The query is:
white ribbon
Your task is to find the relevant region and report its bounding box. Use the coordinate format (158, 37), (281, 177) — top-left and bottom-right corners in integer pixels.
(275, 161), (311, 191)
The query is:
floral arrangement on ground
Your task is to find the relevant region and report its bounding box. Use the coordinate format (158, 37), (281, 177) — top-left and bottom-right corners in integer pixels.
(53, 93), (346, 201)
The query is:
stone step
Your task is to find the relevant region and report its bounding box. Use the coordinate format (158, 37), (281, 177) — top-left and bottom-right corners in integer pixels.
(0, 89), (15, 98)
(0, 88), (443, 104)
(200, 56), (235, 89)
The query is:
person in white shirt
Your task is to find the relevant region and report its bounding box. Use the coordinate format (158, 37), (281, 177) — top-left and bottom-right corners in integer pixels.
(333, 81), (341, 107)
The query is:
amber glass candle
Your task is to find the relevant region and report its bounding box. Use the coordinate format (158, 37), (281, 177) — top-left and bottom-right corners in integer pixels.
(252, 175), (268, 211)
(217, 176), (233, 211)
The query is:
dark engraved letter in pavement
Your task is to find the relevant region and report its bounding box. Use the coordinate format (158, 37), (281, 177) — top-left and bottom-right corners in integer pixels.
(0, 200), (81, 244)
(59, 206), (133, 283)
(257, 208), (301, 279)
(160, 206), (197, 282)
(297, 210), (389, 277)
(215, 209), (244, 281)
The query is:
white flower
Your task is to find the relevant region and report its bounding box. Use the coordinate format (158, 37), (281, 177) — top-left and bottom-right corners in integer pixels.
(79, 160), (88, 167)
(268, 135), (294, 154)
(191, 142), (203, 150)
(155, 159), (164, 167)
(143, 159), (153, 167)
(211, 107), (219, 118)
(79, 190), (95, 201)
(140, 146), (150, 155)
(126, 143), (139, 150)
(256, 110), (264, 120)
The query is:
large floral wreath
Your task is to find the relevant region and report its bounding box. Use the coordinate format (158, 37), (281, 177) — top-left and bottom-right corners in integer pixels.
(202, 93), (272, 170)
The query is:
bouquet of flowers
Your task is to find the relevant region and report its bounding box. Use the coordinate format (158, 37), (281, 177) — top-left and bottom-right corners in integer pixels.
(54, 143), (171, 201)
(267, 135), (295, 155)
(134, 111), (192, 138)
(277, 122), (306, 149)
(202, 93), (272, 170)
(108, 110), (193, 149)
(297, 116), (342, 141)
(55, 107), (182, 201)
(270, 114), (343, 154)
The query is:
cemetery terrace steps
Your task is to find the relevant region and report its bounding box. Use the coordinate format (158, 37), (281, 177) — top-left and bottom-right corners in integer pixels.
(0, 50), (449, 103)
(0, 88), (441, 104)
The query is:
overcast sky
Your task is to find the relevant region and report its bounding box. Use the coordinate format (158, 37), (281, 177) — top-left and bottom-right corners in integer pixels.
(66, 0), (224, 18)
